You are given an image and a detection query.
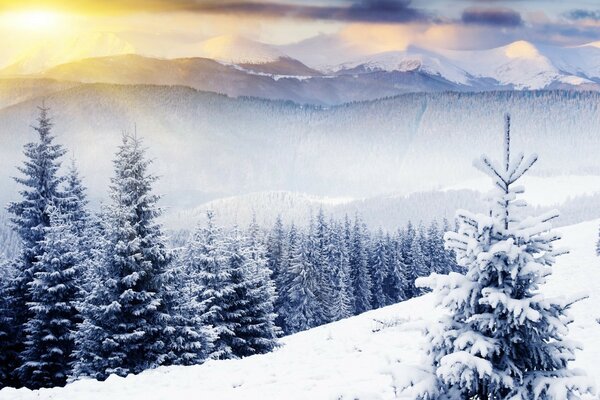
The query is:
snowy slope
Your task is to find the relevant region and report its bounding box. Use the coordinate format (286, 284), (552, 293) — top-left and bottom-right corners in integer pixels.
(3, 219), (599, 400)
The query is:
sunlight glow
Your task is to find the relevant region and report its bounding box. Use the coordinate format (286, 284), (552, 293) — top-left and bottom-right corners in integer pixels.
(4, 10), (65, 31)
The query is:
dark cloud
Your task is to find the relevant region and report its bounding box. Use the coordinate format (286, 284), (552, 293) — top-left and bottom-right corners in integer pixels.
(461, 7), (523, 27)
(563, 9), (600, 21)
(188, 0), (430, 23)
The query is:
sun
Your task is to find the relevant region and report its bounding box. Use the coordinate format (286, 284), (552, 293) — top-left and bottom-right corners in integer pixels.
(5, 10), (64, 31)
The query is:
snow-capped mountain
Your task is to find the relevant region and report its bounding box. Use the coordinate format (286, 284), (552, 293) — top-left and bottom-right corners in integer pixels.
(336, 41), (600, 90)
(193, 35), (284, 64)
(4, 219), (599, 399)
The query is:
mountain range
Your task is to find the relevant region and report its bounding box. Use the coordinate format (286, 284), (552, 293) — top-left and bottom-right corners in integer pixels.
(2, 34), (600, 105)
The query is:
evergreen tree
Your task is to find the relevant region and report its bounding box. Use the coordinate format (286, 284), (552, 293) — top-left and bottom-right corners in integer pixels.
(349, 214), (372, 314)
(7, 106), (67, 388)
(18, 208), (81, 388)
(187, 211), (236, 360)
(410, 230), (429, 296)
(382, 233), (407, 305)
(417, 115), (594, 399)
(324, 220), (353, 321)
(73, 134), (171, 380)
(284, 229), (322, 333)
(369, 230), (388, 309)
(234, 220), (279, 356)
(275, 223), (301, 334)
(400, 221), (417, 298)
(0, 261), (19, 389)
(266, 216), (285, 283)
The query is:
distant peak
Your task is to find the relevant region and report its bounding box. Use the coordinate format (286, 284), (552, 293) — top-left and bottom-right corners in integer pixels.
(503, 40), (540, 59)
(196, 35), (283, 64)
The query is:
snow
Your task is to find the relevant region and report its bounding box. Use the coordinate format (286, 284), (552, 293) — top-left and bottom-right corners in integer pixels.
(331, 40), (600, 90)
(3, 219), (600, 399)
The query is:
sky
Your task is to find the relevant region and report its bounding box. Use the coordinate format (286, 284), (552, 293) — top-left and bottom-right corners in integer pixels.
(0, 0), (599, 67)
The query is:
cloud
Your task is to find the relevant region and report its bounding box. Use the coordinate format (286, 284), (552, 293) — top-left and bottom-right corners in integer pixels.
(461, 7), (523, 27)
(563, 9), (600, 21)
(2, 0), (429, 23)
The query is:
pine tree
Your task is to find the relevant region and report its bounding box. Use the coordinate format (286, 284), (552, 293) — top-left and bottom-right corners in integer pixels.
(73, 134), (171, 380)
(187, 211), (236, 360)
(161, 252), (215, 366)
(234, 220), (279, 356)
(266, 216), (285, 283)
(382, 233), (407, 305)
(349, 214), (372, 314)
(369, 230), (388, 309)
(284, 229), (322, 333)
(410, 229), (429, 296)
(0, 261), (20, 389)
(400, 221), (417, 298)
(18, 208), (81, 388)
(7, 106), (67, 388)
(323, 220), (353, 321)
(416, 114), (594, 399)
(275, 223), (301, 334)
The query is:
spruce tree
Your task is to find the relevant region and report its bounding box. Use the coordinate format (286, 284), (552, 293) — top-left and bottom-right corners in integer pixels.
(18, 208), (81, 388)
(349, 214), (372, 314)
(325, 220), (353, 321)
(161, 252), (215, 366)
(187, 211), (237, 360)
(410, 230), (429, 296)
(417, 115), (594, 399)
(234, 220), (279, 356)
(73, 134), (171, 380)
(266, 216), (285, 283)
(0, 261), (19, 389)
(382, 233), (407, 305)
(7, 106), (67, 388)
(284, 229), (322, 333)
(369, 230), (388, 309)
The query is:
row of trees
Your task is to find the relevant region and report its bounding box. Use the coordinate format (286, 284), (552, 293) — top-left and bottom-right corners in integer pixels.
(263, 212), (459, 335)
(0, 107), (458, 390)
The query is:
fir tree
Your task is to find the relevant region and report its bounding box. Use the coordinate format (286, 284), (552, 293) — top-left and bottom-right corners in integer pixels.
(410, 229), (429, 296)
(349, 214), (372, 314)
(382, 233), (407, 305)
(417, 114), (594, 399)
(18, 208), (81, 388)
(161, 252), (215, 366)
(73, 134), (171, 380)
(234, 220), (279, 356)
(7, 106), (67, 388)
(0, 261), (20, 389)
(187, 210), (236, 360)
(284, 229), (322, 333)
(369, 230), (388, 309)
(266, 216), (285, 283)
(325, 220), (353, 321)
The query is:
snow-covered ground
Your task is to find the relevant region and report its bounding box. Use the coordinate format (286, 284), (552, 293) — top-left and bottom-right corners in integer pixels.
(3, 220), (600, 400)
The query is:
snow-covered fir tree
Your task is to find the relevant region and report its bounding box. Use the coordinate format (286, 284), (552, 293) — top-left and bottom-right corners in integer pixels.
(349, 214), (372, 314)
(416, 114), (594, 399)
(6, 106), (67, 388)
(324, 220), (353, 321)
(283, 227), (322, 333)
(160, 250), (215, 366)
(233, 219), (279, 356)
(399, 221), (417, 298)
(410, 229), (429, 296)
(266, 216), (285, 283)
(0, 260), (19, 389)
(18, 208), (81, 388)
(369, 230), (388, 309)
(186, 211), (237, 360)
(382, 233), (407, 305)
(73, 134), (172, 380)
